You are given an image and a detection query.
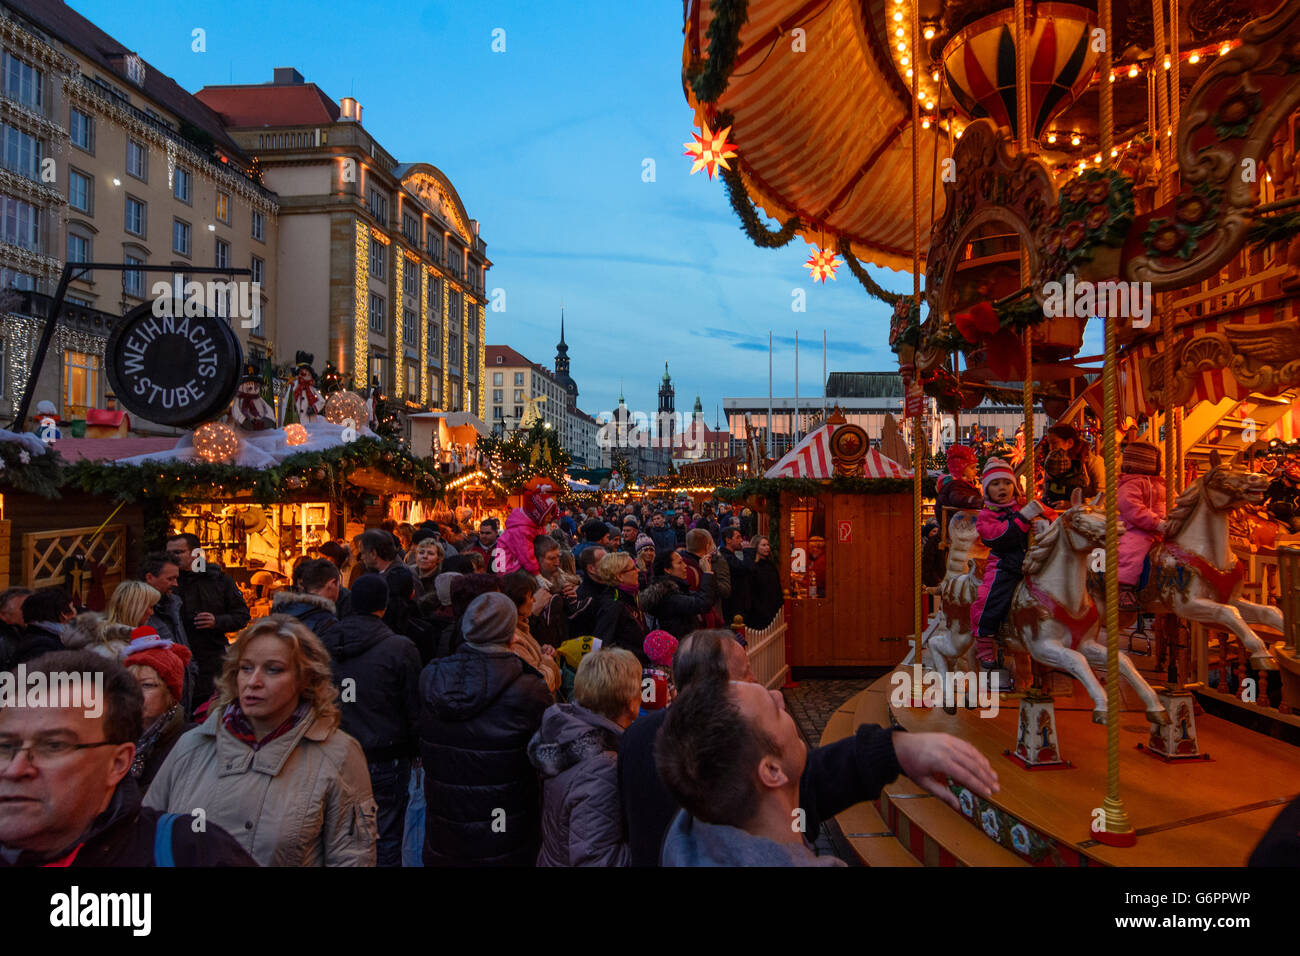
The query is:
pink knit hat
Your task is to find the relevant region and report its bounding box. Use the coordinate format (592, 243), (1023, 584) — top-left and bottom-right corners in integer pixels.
(643, 630), (678, 668)
(981, 457), (1016, 497)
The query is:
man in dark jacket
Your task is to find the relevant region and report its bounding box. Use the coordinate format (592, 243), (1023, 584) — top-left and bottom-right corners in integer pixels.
(0, 588), (32, 670)
(321, 574), (421, 868)
(0, 651), (254, 867)
(165, 534), (250, 709)
(572, 518), (609, 562)
(638, 550), (718, 639)
(13, 588), (76, 665)
(648, 513), (677, 556)
(359, 529), (416, 636)
(719, 527), (752, 626)
(568, 546), (607, 637)
(270, 558), (339, 635)
(419, 592), (551, 866)
(142, 553), (186, 648)
(618, 630), (999, 866)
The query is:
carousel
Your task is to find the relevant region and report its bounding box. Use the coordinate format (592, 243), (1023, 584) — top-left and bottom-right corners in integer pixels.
(684, 0), (1300, 864)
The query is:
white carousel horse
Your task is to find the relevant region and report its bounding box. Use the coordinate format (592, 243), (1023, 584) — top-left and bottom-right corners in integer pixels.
(917, 510), (984, 678)
(930, 492), (1171, 725)
(1096, 451), (1280, 671)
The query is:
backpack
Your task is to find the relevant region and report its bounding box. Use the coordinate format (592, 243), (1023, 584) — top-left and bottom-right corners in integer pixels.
(153, 812), (183, 867)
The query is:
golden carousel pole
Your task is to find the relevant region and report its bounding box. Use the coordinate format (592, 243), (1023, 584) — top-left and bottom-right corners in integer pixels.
(911, 0), (925, 700)
(1015, 0), (1037, 694)
(1097, 0), (1136, 847)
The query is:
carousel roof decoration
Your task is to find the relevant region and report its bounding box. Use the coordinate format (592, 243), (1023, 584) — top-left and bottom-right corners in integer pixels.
(765, 419), (910, 479)
(683, 119), (739, 178)
(804, 245), (842, 282)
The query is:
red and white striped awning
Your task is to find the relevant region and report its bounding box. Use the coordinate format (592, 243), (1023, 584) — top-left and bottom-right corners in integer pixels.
(765, 424), (910, 478)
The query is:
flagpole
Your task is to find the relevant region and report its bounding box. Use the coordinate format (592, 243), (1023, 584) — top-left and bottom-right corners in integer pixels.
(768, 331), (774, 459)
(822, 330), (827, 422)
(795, 330), (800, 445)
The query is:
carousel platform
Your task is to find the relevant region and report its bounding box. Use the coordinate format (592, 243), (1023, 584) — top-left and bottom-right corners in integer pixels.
(824, 668), (1300, 867)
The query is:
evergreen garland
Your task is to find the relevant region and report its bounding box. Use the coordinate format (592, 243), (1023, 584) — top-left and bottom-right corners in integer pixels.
(0, 441), (62, 497)
(719, 161), (803, 249)
(685, 0), (749, 105)
(1247, 210), (1300, 251)
(717, 474), (937, 501)
(837, 236), (903, 307)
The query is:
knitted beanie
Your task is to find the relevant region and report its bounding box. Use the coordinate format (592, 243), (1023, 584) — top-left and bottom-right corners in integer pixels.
(643, 629), (678, 667)
(350, 574), (389, 616)
(1121, 440), (1160, 476)
(123, 635), (192, 703)
(946, 444), (976, 478)
(462, 591), (517, 646)
(636, 534), (655, 553)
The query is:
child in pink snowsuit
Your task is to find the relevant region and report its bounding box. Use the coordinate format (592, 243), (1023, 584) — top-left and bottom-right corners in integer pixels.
(494, 476), (558, 574)
(1117, 440), (1166, 608)
(970, 458), (1047, 669)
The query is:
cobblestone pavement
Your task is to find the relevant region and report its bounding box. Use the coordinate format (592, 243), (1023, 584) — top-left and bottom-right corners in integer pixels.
(781, 677), (877, 863)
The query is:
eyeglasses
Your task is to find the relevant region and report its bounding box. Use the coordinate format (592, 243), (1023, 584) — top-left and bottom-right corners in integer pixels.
(0, 739), (119, 768)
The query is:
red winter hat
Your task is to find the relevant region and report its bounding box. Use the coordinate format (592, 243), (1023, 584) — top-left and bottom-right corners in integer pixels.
(523, 476), (557, 527)
(123, 634), (192, 703)
(946, 444), (976, 477)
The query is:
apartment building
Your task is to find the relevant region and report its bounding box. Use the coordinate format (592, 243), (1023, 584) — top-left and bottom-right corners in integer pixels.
(0, 0), (279, 425)
(196, 70), (488, 418)
(485, 343), (600, 468)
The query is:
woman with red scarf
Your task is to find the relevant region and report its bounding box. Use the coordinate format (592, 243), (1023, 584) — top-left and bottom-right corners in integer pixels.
(144, 617), (378, 866)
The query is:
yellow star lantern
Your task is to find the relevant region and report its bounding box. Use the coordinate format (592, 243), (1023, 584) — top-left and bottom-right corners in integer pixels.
(805, 246), (842, 283)
(684, 121), (737, 179)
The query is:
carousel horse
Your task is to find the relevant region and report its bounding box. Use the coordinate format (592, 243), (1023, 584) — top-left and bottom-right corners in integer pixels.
(931, 491), (1171, 725)
(916, 509), (984, 678)
(1095, 451), (1280, 671)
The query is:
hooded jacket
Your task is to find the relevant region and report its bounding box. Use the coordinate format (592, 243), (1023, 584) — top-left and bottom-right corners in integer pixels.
(527, 702), (629, 867)
(271, 590), (338, 636)
(638, 572), (717, 639)
(496, 508), (543, 575)
(0, 776), (254, 868)
(144, 707), (378, 867)
(319, 613), (421, 760)
(418, 644), (552, 866)
(660, 812), (843, 867)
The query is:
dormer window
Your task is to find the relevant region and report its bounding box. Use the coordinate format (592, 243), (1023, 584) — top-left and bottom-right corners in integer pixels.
(125, 55), (146, 88)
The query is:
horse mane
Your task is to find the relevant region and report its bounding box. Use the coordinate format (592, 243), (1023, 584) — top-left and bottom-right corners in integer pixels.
(1020, 516), (1062, 576)
(1162, 474), (1207, 539)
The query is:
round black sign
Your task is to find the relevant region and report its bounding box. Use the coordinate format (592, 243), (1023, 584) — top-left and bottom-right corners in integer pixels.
(106, 299), (243, 428)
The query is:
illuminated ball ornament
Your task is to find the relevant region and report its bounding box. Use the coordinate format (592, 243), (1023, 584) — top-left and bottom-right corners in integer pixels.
(194, 422), (239, 463)
(323, 390), (369, 427)
(683, 120), (738, 179)
(804, 246), (842, 284)
(284, 423), (308, 446)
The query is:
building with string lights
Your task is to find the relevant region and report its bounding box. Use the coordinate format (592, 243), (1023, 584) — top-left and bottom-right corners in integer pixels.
(196, 69), (488, 423)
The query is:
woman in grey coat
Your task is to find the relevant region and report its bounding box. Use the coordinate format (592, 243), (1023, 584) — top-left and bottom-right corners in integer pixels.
(528, 649), (642, 866)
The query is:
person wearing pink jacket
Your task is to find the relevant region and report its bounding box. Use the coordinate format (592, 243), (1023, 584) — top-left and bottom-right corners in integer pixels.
(494, 477), (559, 575)
(1116, 440), (1166, 611)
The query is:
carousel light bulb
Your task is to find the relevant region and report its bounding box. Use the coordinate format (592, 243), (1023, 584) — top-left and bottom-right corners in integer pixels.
(955, 128), (963, 139)
(925, 101), (934, 110)
(921, 118), (930, 129)
(1163, 56), (1171, 69)
(1108, 73), (1116, 82)
(901, 55), (909, 65)
(1071, 134), (1081, 146)
(1047, 132), (1057, 144)
(1128, 64), (1139, 77)
(932, 70), (939, 81)
(896, 26), (905, 37)
(906, 68), (913, 77)
(897, 41), (906, 51)
(1111, 147), (1119, 157)
(1188, 52), (1200, 64)
(923, 26), (935, 39)
(893, 11), (903, 21)
(1220, 43), (1230, 55)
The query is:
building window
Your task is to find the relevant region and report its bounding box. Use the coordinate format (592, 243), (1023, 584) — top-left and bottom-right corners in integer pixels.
(172, 218), (191, 256)
(66, 233), (91, 280)
(403, 260), (417, 296)
(126, 139), (148, 181)
(214, 238), (230, 269)
(173, 166), (191, 203)
(403, 212), (420, 244)
(63, 350), (100, 417)
(1, 198), (39, 251)
(370, 354), (386, 390)
(123, 254), (144, 298)
(403, 308), (417, 351)
(369, 238), (385, 278)
(367, 187), (387, 223)
(125, 195), (146, 236)
(69, 108), (94, 152)
(426, 232), (441, 261)
(514, 389), (524, 403)
(215, 191), (230, 225)
(1, 124), (41, 181)
(513, 405), (523, 419)
(493, 372), (503, 386)
(3, 53), (42, 111)
(2, 269), (34, 290)
(453, 381), (462, 410)
(429, 277), (442, 314)
(427, 317), (440, 364)
(493, 406), (503, 420)
(68, 169), (91, 213)
(369, 292), (385, 333)
(447, 244), (463, 276)
(406, 363), (418, 400)
(492, 389), (502, 403)
(251, 210), (264, 241)
(514, 372), (524, 387)
(251, 255), (264, 286)
(449, 330), (460, 367)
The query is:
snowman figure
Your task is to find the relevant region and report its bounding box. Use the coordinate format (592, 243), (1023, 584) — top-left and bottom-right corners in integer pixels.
(231, 365), (276, 431)
(281, 351), (325, 425)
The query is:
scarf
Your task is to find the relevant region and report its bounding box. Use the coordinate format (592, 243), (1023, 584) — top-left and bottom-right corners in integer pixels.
(131, 704), (180, 779)
(222, 701), (310, 751)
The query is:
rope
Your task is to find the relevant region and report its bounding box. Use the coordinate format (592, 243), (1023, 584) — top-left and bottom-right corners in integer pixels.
(1153, 0), (1171, 205)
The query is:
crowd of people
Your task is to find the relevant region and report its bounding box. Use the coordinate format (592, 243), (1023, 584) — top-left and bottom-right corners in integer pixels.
(0, 486), (997, 867)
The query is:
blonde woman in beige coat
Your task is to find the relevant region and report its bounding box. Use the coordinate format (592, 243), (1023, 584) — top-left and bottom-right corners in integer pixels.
(145, 616), (378, 866)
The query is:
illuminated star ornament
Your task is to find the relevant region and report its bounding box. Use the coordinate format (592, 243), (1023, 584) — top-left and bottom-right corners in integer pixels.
(684, 120), (737, 179)
(805, 246), (842, 283)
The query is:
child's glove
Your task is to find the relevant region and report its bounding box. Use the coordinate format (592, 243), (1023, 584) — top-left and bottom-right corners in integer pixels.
(1020, 500), (1045, 521)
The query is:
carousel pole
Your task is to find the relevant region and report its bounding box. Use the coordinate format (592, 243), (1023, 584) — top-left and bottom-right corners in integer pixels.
(1096, 0), (1136, 847)
(1015, 0), (1034, 494)
(911, 0), (924, 697)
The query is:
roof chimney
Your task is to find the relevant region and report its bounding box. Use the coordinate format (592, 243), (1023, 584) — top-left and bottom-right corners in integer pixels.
(340, 97), (362, 123)
(273, 67), (304, 85)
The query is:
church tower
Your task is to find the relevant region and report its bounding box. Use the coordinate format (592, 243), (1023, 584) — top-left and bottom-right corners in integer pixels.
(554, 308), (578, 411)
(658, 361), (676, 449)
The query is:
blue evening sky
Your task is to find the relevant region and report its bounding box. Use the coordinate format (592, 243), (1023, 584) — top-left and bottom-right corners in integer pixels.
(69, 0), (1097, 426)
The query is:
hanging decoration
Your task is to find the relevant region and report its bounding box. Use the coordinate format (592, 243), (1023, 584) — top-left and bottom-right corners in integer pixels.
(684, 119), (738, 179)
(194, 422), (240, 463)
(804, 246), (842, 283)
(284, 423), (308, 446)
(323, 390), (370, 429)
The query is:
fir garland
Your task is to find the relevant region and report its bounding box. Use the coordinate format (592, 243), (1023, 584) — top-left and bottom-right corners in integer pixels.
(1247, 210), (1300, 251)
(719, 162), (803, 249)
(717, 474), (937, 501)
(837, 236), (903, 307)
(685, 0), (749, 105)
(0, 441), (62, 497)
